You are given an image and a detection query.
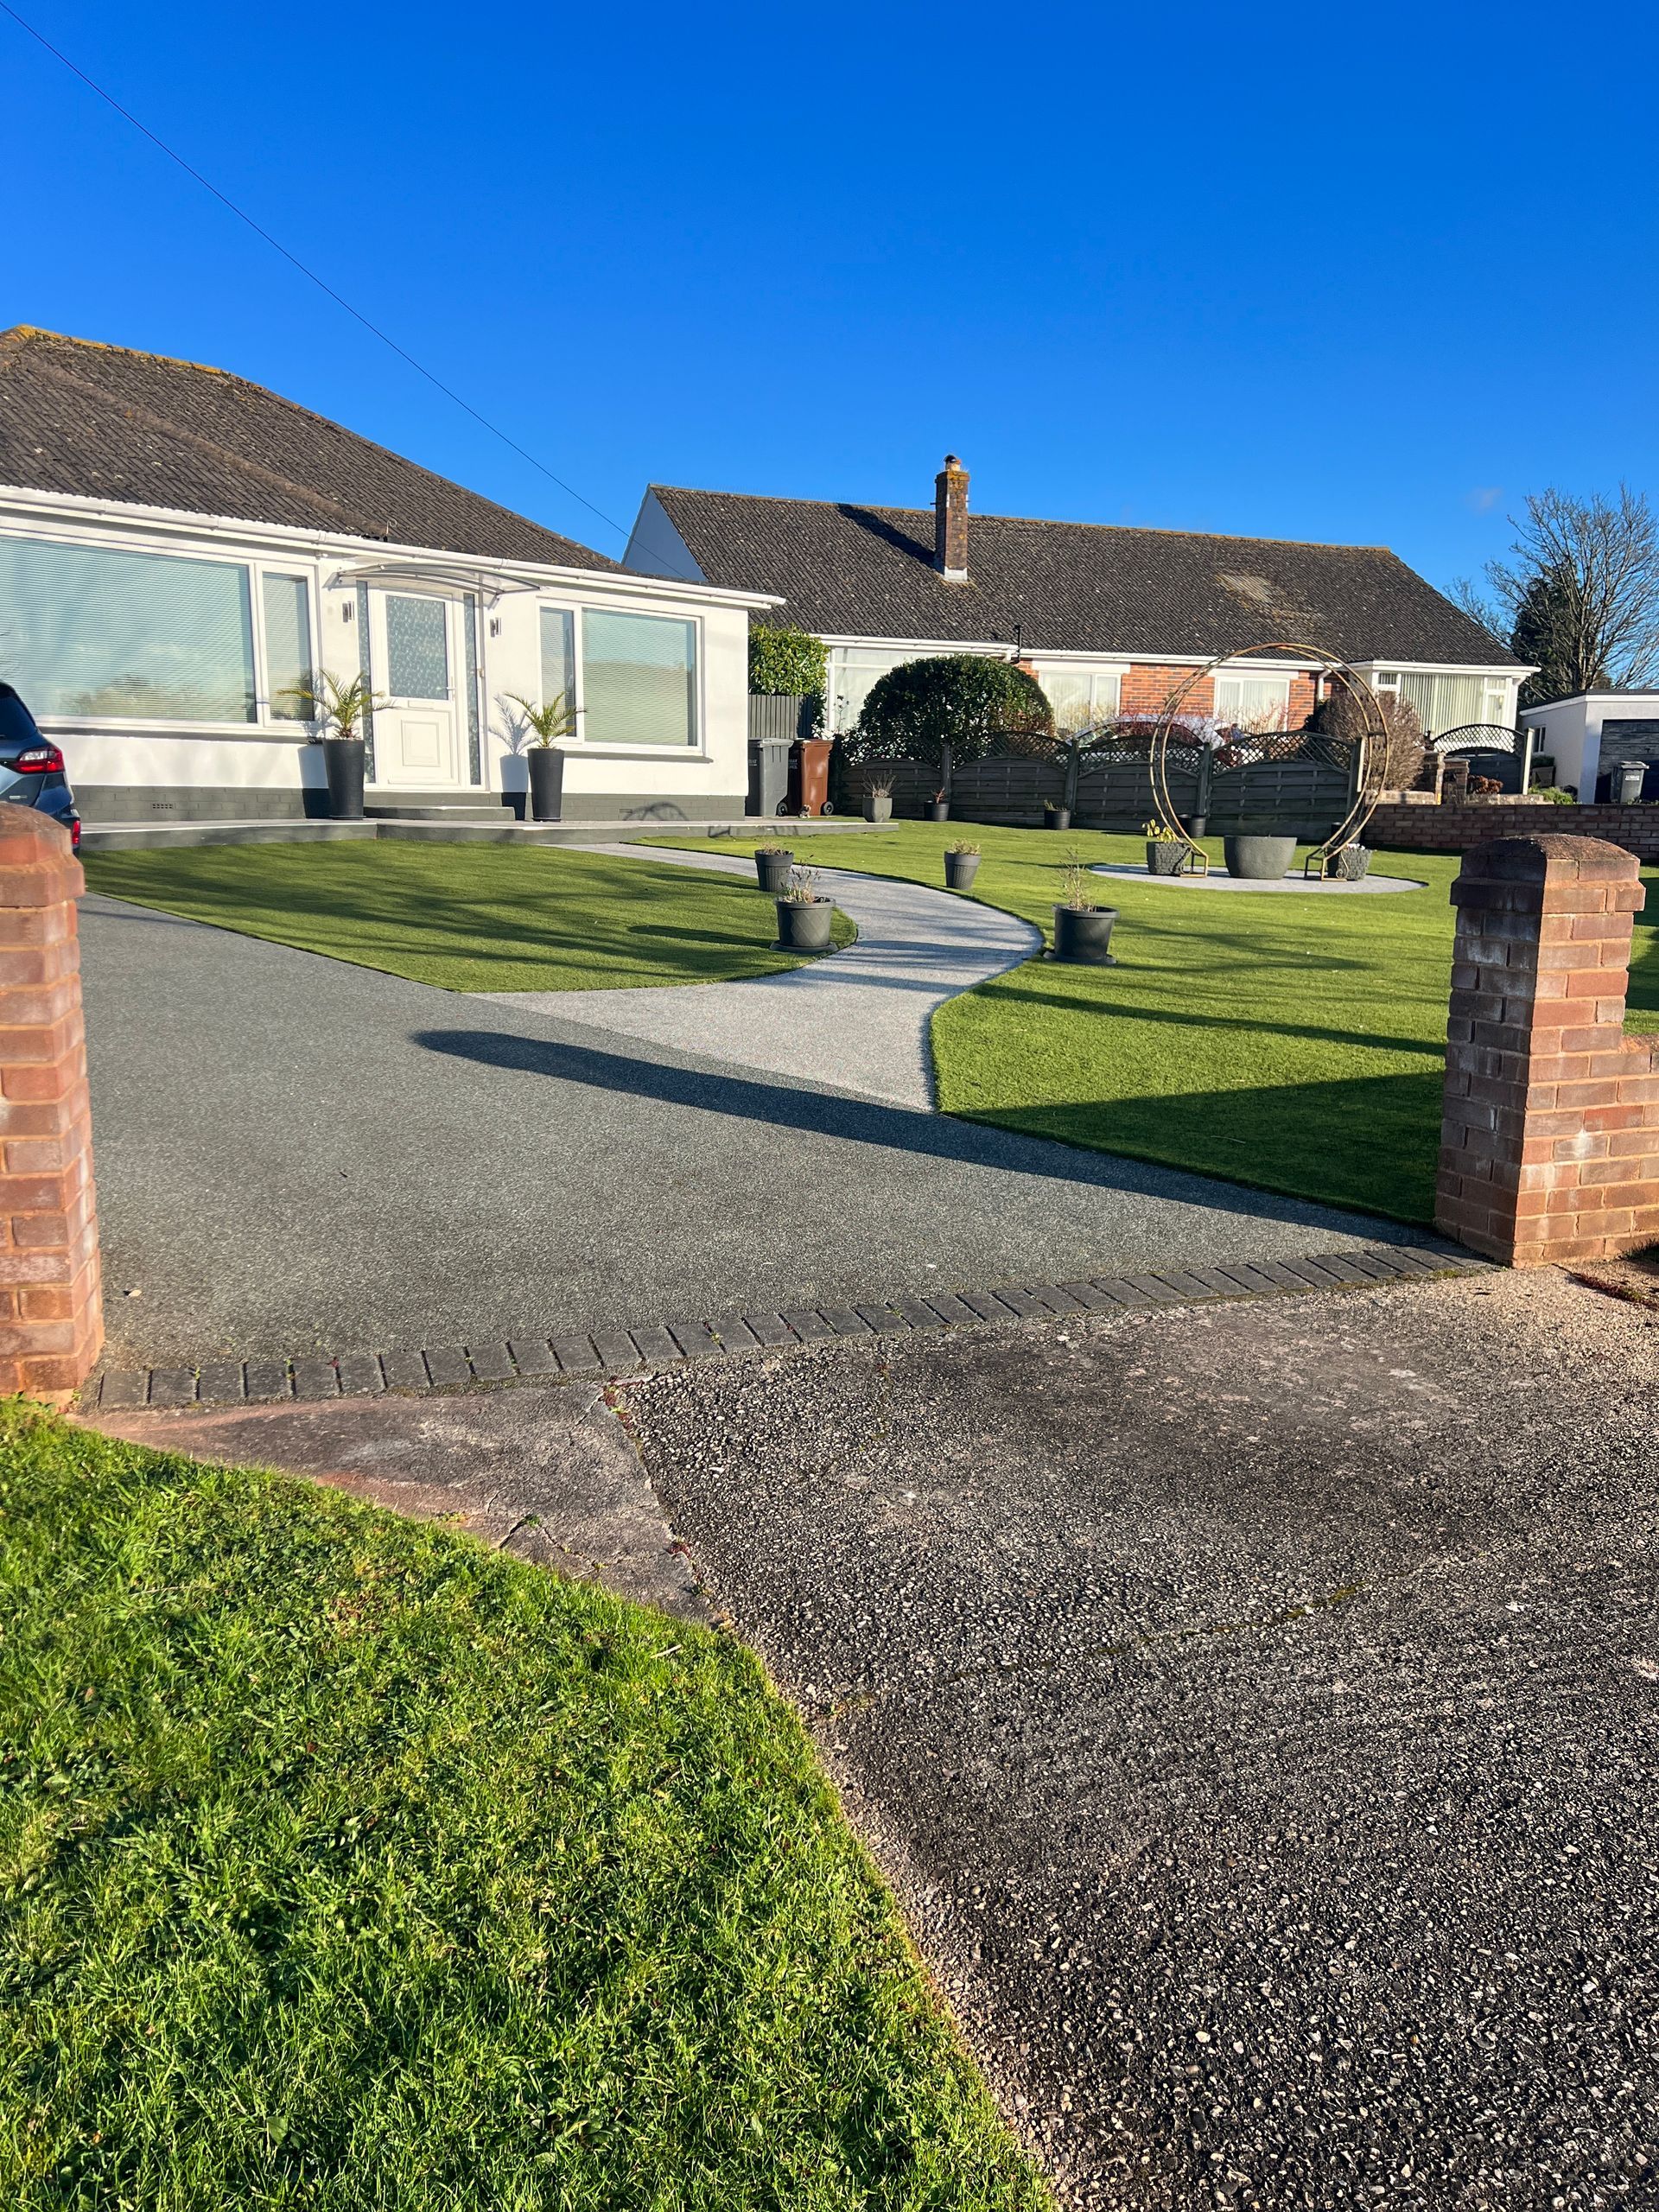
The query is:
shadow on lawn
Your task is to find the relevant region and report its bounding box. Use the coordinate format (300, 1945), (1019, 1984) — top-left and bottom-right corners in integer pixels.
(416, 1025), (1447, 1234)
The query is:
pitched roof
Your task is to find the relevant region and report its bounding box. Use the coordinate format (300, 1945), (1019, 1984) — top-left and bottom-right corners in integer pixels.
(0, 327), (618, 572)
(646, 484), (1522, 668)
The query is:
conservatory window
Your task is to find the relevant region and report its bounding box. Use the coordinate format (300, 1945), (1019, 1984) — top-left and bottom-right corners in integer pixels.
(582, 609), (697, 747)
(0, 534), (257, 721)
(1214, 670), (1293, 728)
(262, 574), (313, 720)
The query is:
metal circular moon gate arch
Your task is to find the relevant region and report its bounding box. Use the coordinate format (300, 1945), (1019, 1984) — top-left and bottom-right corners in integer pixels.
(1147, 640), (1390, 879)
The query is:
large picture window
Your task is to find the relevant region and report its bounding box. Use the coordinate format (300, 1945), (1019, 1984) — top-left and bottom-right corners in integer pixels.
(1375, 671), (1513, 737)
(1039, 665), (1122, 733)
(581, 609), (696, 748)
(0, 535), (257, 722)
(1215, 671), (1294, 729)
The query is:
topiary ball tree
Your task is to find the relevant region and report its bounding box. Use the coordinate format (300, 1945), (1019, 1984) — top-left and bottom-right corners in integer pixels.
(849, 654), (1054, 766)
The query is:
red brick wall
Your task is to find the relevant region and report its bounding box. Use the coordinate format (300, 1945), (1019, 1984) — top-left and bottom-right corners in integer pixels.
(1372, 799), (1659, 861)
(1118, 666), (1319, 724)
(0, 807), (102, 1396)
(1436, 834), (1659, 1266)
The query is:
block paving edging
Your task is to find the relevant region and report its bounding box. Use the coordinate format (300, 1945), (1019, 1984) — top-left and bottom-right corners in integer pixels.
(86, 1243), (1490, 1414)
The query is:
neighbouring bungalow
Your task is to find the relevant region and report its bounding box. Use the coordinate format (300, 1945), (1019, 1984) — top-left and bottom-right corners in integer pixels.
(626, 457), (1530, 747)
(0, 328), (772, 828)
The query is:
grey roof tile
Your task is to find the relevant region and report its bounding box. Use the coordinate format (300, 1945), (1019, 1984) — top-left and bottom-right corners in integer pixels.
(0, 327), (617, 571)
(647, 484), (1520, 669)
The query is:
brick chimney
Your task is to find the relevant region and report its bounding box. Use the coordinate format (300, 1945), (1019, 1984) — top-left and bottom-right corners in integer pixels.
(934, 454), (969, 580)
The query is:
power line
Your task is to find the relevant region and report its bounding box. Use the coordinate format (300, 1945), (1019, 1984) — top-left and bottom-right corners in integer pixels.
(0, 0), (696, 575)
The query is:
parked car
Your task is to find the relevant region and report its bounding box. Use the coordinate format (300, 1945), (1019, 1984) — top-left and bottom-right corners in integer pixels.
(0, 684), (79, 849)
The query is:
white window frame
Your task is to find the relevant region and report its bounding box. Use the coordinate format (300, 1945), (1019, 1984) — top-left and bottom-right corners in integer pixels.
(0, 519), (326, 737)
(539, 599), (706, 756)
(1214, 667), (1294, 727)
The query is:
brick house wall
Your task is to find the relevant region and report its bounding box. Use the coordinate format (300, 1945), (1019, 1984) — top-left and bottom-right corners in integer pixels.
(1436, 834), (1659, 1265)
(1118, 665), (1319, 724)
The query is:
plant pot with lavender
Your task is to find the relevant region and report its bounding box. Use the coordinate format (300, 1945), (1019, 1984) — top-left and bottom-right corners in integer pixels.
(1052, 861), (1118, 964)
(753, 842), (795, 893)
(507, 690), (579, 822)
(773, 865), (836, 951)
(1143, 818), (1186, 876)
(1331, 841), (1372, 881)
(944, 839), (981, 891)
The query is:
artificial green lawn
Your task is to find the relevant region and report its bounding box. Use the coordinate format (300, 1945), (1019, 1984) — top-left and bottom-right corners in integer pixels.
(0, 1404), (1046, 2211)
(82, 843), (854, 993)
(651, 824), (1659, 1226)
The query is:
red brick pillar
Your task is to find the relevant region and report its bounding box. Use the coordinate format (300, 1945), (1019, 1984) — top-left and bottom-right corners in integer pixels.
(1436, 833), (1659, 1265)
(0, 807), (101, 1396)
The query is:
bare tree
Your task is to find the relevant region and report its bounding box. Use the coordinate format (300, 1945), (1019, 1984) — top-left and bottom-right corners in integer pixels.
(1453, 487), (1659, 707)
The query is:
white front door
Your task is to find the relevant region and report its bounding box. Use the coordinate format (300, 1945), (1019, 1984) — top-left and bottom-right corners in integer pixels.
(370, 590), (461, 787)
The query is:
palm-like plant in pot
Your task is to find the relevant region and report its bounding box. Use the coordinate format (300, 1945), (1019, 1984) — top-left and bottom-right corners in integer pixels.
(507, 691), (578, 822)
(280, 671), (380, 820)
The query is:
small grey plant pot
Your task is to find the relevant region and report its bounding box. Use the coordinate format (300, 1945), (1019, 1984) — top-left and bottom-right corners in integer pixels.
(1147, 840), (1185, 876)
(1224, 833), (1296, 880)
(928, 801), (950, 822)
(1052, 904), (1118, 965)
(944, 852), (981, 891)
(753, 848), (795, 893)
(1044, 804), (1071, 831)
(862, 795), (893, 823)
(1332, 842), (1372, 881)
(775, 897), (835, 951)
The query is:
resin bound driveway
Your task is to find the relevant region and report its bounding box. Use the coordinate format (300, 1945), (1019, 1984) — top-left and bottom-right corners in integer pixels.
(84, 889), (1443, 1370)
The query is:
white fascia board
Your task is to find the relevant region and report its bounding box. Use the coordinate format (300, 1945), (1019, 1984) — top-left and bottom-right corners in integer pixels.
(1352, 655), (1535, 678)
(0, 485), (779, 612)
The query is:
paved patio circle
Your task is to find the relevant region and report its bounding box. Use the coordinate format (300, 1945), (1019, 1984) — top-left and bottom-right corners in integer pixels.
(1090, 861), (1427, 894)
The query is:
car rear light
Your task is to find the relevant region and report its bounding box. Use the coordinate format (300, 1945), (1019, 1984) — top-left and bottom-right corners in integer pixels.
(70, 817), (81, 851)
(11, 745), (64, 773)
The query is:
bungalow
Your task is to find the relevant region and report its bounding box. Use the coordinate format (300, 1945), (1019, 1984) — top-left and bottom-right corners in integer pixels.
(0, 328), (770, 827)
(625, 457), (1529, 747)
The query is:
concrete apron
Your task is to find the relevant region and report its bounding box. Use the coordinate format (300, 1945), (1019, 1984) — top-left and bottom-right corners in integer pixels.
(474, 844), (1039, 1110)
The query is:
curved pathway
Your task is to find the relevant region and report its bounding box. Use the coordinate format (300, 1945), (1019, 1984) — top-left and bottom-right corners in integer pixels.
(476, 844), (1039, 1109)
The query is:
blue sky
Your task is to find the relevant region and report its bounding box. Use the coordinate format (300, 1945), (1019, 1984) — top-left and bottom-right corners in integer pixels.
(7, 0), (1656, 600)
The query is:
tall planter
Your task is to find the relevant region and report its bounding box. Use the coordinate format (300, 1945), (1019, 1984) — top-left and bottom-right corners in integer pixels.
(753, 847), (795, 893)
(862, 793), (893, 823)
(944, 851), (980, 891)
(323, 737), (365, 821)
(1052, 905), (1118, 965)
(527, 746), (565, 823)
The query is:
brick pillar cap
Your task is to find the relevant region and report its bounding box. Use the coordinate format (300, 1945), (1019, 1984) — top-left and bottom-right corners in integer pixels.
(0, 802), (83, 899)
(1458, 832), (1641, 884)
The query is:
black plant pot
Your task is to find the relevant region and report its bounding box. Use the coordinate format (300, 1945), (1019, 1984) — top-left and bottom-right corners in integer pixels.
(928, 801), (950, 822)
(1052, 904), (1118, 964)
(527, 747), (565, 823)
(774, 897), (835, 951)
(1224, 833), (1296, 880)
(323, 737), (365, 821)
(753, 848), (795, 893)
(1044, 804), (1071, 831)
(944, 852), (981, 891)
(1147, 841), (1185, 876)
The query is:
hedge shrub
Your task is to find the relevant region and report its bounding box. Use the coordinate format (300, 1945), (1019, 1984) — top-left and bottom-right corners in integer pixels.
(847, 655), (1054, 766)
(749, 624), (828, 698)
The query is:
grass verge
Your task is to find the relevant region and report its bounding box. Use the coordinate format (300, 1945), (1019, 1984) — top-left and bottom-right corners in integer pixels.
(82, 843), (855, 992)
(0, 1404), (1046, 2210)
(648, 824), (1659, 1224)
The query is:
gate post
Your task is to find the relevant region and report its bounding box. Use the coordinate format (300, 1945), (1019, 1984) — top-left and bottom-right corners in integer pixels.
(0, 808), (102, 1398)
(1436, 833), (1659, 1264)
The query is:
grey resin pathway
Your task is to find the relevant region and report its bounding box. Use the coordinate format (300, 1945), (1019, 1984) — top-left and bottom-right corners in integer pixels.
(477, 844), (1038, 1109)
